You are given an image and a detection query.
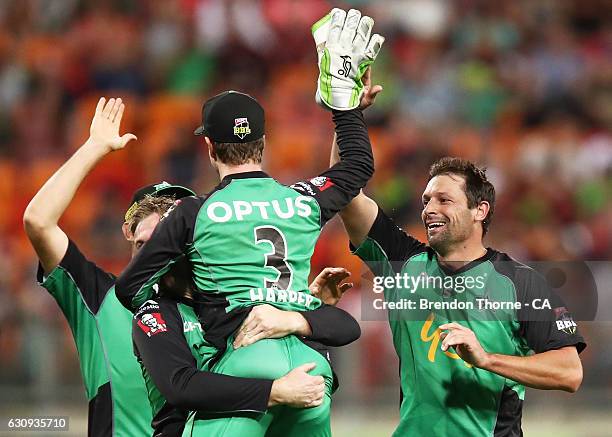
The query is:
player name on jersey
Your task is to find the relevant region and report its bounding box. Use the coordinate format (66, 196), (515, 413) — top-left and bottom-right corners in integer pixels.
(206, 197), (315, 222)
(249, 287), (317, 308)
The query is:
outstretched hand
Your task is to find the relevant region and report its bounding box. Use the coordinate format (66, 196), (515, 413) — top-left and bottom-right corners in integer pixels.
(359, 67), (383, 110)
(88, 97), (137, 152)
(309, 267), (354, 306)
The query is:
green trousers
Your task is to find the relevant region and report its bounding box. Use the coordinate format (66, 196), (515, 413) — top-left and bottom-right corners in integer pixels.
(182, 335), (333, 437)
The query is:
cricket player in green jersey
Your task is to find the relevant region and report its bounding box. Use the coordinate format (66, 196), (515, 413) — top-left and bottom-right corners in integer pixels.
(23, 97), (361, 437)
(23, 97), (154, 437)
(126, 195), (360, 436)
(116, 9), (384, 436)
(331, 143), (587, 435)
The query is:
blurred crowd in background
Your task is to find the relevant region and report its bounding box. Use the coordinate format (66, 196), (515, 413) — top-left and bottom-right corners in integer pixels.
(0, 0), (610, 421)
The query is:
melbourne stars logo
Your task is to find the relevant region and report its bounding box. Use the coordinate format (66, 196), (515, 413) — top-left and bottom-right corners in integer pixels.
(233, 117), (251, 140)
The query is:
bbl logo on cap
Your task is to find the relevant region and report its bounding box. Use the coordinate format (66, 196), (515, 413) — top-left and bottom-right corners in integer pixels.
(234, 117), (251, 140)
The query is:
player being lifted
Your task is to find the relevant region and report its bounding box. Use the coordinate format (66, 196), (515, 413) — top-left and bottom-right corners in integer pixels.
(116, 8), (384, 437)
(23, 96), (362, 437)
(127, 194), (360, 436)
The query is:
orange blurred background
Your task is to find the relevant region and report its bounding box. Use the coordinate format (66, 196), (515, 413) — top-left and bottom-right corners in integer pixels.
(0, 0), (610, 435)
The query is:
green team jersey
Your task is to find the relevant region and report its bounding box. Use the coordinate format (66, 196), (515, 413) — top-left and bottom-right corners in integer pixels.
(117, 109), (373, 319)
(116, 109), (373, 434)
(352, 208), (586, 436)
(131, 273), (360, 436)
(137, 300), (216, 420)
(120, 173), (326, 315)
(37, 241), (152, 437)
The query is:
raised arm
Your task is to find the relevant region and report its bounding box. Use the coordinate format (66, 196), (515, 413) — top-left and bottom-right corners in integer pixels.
(329, 133), (378, 247)
(288, 9), (383, 227)
(23, 98), (136, 273)
(289, 110), (375, 230)
(326, 65), (383, 246)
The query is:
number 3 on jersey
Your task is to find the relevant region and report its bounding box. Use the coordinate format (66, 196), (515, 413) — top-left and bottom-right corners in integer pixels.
(254, 226), (294, 290)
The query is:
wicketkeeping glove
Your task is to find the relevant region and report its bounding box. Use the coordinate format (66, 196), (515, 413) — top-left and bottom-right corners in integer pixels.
(312, 8), (385, 110)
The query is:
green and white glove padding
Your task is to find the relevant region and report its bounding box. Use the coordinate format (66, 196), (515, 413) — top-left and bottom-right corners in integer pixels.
(312, 8), (384, 111)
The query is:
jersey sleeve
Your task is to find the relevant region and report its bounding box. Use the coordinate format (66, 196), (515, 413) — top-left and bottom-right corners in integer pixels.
(116, 196), (203, 311)
(37, 239), (115, 316)
(133, 299), (273, 414)
(300, 304), (361, 347)
(351, 207), (426, 276)
(516, 267), (586, 354)
(290, 109), (374, 226)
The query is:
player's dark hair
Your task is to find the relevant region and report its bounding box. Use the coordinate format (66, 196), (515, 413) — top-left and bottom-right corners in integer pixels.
(429, 157), (495, 236)
(212, 137), (264, 166)
(128, 195), (176, 234)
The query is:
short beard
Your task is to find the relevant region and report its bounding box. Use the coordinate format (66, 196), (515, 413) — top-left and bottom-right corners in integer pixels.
(427, 217), (473, 257)
(428, 230), (453, 257)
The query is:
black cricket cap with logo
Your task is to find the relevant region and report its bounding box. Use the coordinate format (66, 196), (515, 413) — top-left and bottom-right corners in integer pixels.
(193, 90), (265, 143)
(124, 181), (195, 222)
